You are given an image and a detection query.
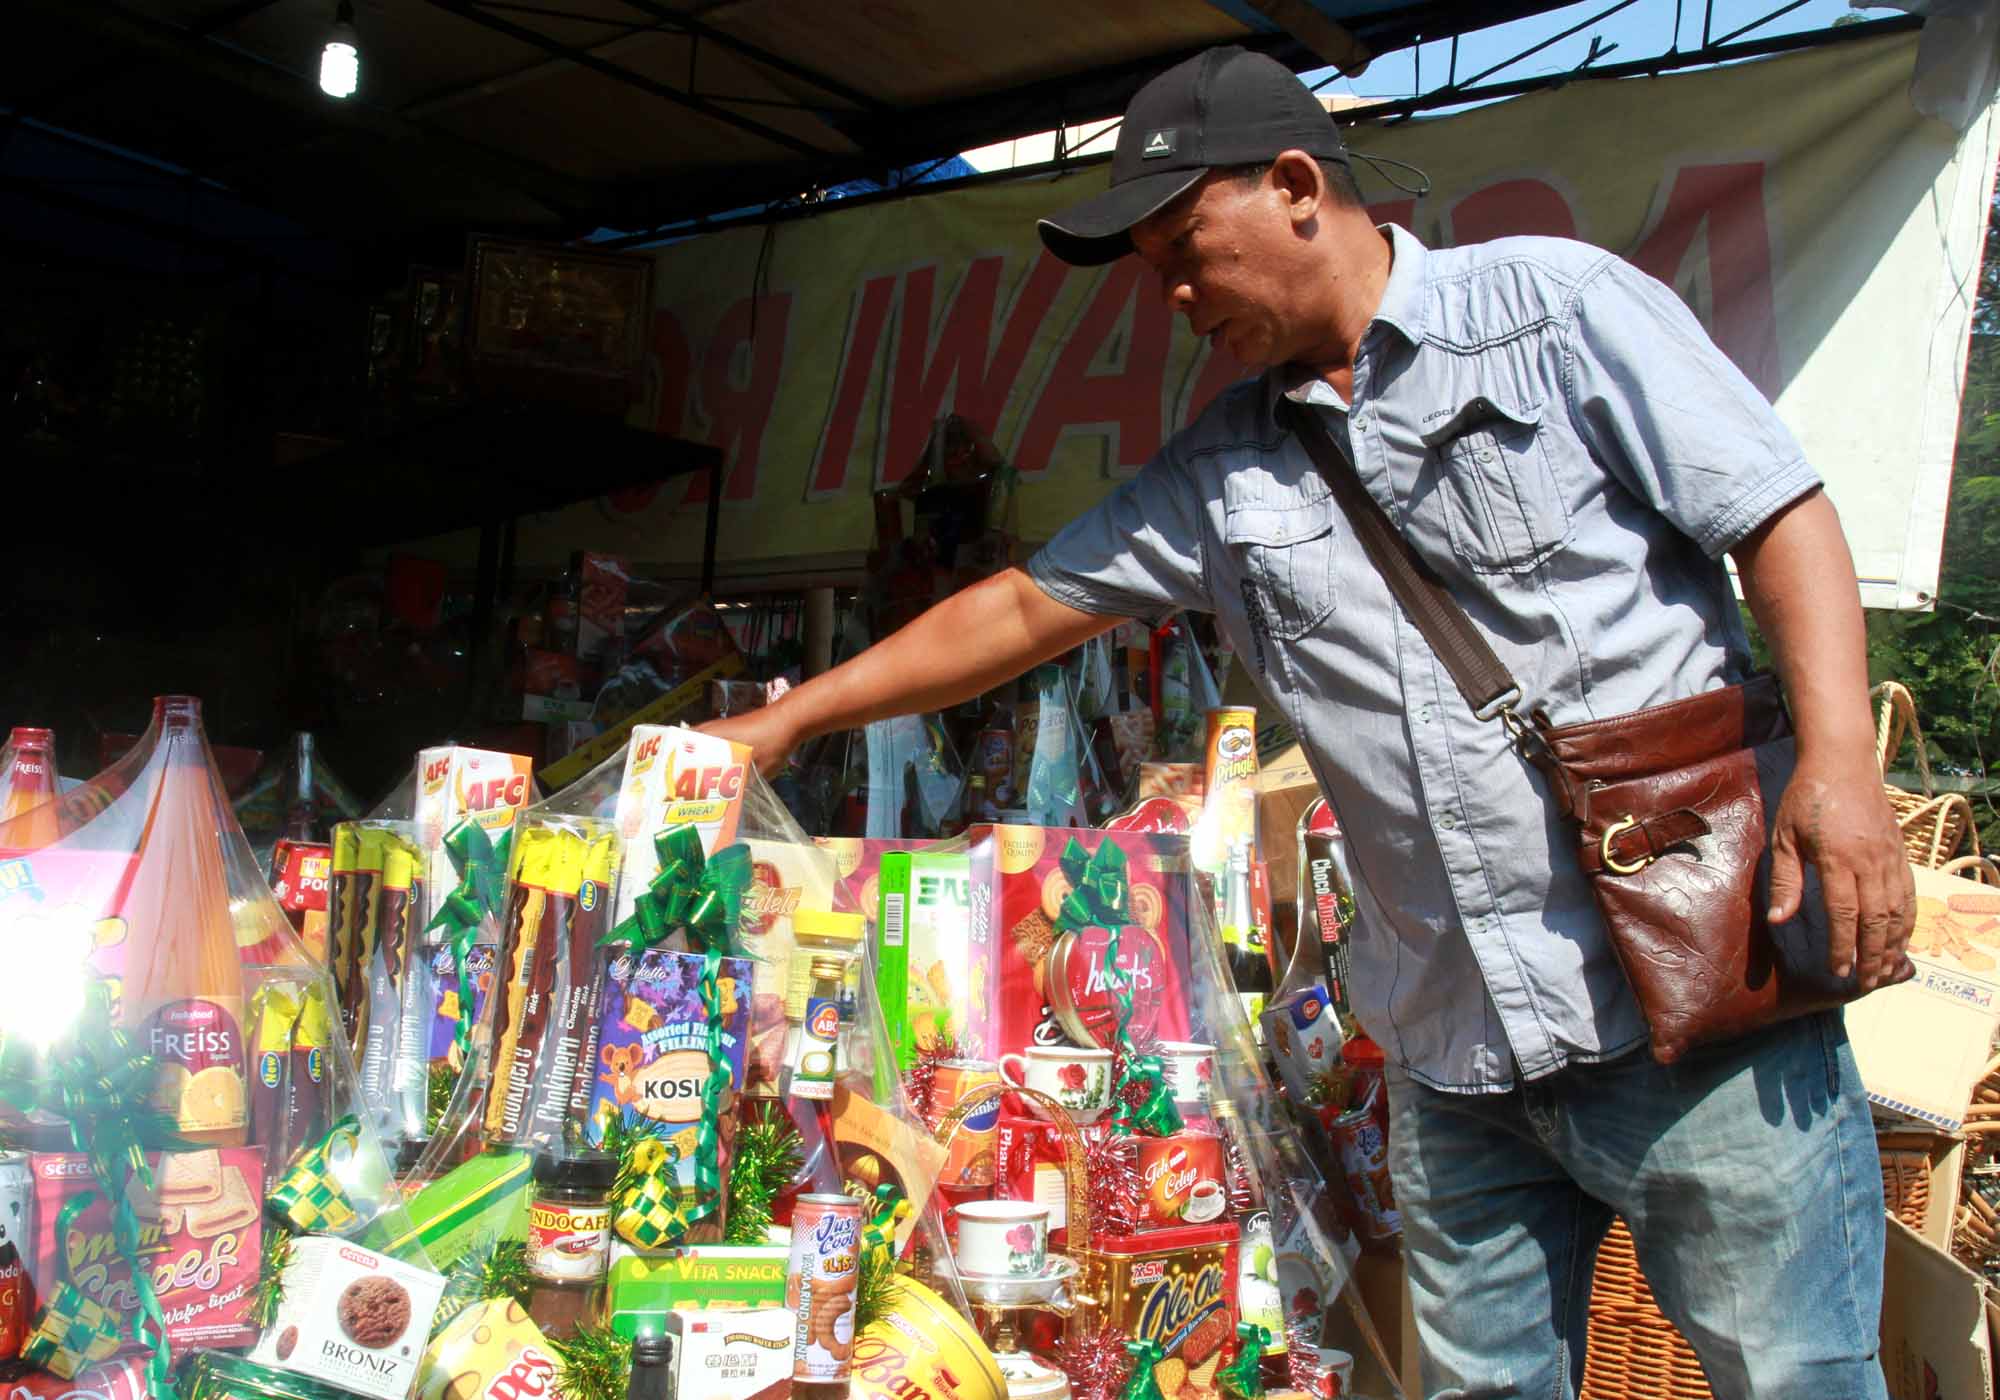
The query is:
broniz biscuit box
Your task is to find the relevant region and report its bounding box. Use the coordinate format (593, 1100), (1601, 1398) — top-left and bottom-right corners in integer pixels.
(31, 1147), (266, 1358)
(968, 825), (1194, 1060)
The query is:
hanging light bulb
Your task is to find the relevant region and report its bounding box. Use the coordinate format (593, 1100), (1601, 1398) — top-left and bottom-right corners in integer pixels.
(320, 0), (359, 99)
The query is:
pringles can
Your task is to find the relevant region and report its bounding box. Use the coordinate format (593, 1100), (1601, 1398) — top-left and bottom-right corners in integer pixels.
(789, 1193), (862, 1396)
(931, 1060), (1001, 1187)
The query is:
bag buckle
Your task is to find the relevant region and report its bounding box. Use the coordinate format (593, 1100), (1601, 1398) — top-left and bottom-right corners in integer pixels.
(1600, 815), (1653, 876)
(1476, 687), (1524, 726)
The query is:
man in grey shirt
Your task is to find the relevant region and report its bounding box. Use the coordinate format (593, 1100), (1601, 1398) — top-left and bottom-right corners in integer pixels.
(711, 45), (1916, 1399)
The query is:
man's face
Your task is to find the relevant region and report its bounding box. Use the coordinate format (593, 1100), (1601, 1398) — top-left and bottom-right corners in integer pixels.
(1130, 167), (1309, 370)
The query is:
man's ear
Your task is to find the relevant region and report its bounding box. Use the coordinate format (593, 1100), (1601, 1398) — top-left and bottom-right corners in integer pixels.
(1271, 149), (1323, 227)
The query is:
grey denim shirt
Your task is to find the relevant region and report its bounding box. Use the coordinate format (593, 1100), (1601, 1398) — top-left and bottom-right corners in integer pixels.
(1027, 224), (1821, 1091)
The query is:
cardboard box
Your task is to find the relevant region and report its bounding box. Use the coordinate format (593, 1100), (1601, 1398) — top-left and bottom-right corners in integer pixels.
(969, 824), (1194, 1058)
(605, 1244), (788, 1339)
(664, 1307), (792, 1400)
(814, 837), (930, 942)
(32, 1148), (266, 1359)
(1881, 1214), (1994, 1400)
(878, 850), (982, 1065)
(1878, 1129), (1967, 1252)
(1256, 744), (1323, 908)
(1849, 871), (2000, 1131)
(249, 1236), (446, 1400)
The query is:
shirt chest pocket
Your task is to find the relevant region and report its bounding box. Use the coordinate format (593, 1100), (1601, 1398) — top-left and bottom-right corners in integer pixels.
(1224, 495), (1339, 641)
(1424, 397), (1573, 574)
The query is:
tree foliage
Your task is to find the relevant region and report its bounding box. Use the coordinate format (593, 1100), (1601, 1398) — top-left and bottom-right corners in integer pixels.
(1864, 176), (2000, 854)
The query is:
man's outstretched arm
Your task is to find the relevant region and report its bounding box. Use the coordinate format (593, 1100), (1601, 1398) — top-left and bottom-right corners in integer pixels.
(701, 566), (1120, 773)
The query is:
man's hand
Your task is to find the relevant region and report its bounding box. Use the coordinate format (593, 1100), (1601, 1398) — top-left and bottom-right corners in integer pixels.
(702, 702), (804, 777)
(1767, 750), (1915, 989)
(1732, 488), (1916, 990)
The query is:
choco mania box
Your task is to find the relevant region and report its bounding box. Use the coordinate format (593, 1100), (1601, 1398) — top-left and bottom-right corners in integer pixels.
(967, 825), (1195, 1058)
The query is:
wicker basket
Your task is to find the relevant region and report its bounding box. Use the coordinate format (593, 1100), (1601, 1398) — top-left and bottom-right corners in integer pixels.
(1875, 681), (1980, 869)
(1579, 1219), (1714, 1400)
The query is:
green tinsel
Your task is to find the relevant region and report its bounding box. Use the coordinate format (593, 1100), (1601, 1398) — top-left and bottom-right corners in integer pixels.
(723, 1101), (802, 1245)
(549, 1325), (631, 1400)
(426, 1062), (456, 1138)
(250, 1225), (295, 1330)
(852, 1232), (896, 1333)
(432, 1236), (534, 1333)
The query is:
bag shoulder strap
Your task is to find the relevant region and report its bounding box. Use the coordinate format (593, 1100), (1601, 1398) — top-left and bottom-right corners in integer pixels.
(1278, 396), (1522, 720)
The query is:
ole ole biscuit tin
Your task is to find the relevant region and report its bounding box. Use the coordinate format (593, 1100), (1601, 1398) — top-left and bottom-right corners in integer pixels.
(1080, 1221), (1239, 1400)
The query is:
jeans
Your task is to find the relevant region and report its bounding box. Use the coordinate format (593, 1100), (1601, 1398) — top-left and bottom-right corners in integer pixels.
(1385, 1012), (1888, 1400)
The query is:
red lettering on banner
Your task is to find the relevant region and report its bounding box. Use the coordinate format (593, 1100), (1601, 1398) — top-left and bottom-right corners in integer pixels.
(1630, 162), (1778, 397)
(808, 274), (897, 497)
(685, 293), (794, 504)
(1448, 178), (1577, 243)
(880, 251), (1069, 486)
(651, 308), (692, 438)
(1014, 259), (1174, 475)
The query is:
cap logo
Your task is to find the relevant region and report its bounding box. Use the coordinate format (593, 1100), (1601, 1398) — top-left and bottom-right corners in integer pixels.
(1141, 129), (1177, 159)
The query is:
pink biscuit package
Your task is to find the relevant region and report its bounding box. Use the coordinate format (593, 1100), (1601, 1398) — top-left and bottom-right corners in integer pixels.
(31, 1148), (265, 1359)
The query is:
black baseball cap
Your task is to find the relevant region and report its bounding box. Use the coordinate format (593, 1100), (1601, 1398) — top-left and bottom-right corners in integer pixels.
(1038, 45), (1349, 267)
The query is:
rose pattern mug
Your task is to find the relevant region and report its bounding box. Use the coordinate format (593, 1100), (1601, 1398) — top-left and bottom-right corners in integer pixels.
(1158, 1040), (1217, 1108)
(1000, 1045), (1112, 1124)
(954, 1199), (1050, 1277)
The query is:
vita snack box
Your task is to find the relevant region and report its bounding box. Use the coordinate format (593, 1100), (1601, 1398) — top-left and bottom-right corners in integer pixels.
(876, 850), (985, 1067)
(604, 1246), (789, 1338)
(32, 1148), (266, 1358)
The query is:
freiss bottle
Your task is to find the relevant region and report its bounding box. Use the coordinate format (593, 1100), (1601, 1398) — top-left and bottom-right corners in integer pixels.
(120, 697), (250, 1147)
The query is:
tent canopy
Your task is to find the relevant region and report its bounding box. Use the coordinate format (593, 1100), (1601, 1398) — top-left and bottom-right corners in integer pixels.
(11, 0), (1584, 254)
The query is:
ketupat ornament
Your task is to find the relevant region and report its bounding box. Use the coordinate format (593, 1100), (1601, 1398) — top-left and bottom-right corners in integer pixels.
(22, 1195), (124, 1379)
(266, 1116), (365, 1236)
(611, 1136), (689, 1249)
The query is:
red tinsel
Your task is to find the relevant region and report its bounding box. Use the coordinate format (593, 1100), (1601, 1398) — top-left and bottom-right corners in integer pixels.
(1056, 1322), (1131, 1400)
(1084, 1125), (1143, 1236)
(901, 1035), (961, 1126)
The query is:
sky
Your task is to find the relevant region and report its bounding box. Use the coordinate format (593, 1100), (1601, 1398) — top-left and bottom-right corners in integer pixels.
(966, 0), (1879, 168)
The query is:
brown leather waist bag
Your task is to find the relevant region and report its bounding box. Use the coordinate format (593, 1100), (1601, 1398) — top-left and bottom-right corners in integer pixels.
(1283, 400), (1912, 1063)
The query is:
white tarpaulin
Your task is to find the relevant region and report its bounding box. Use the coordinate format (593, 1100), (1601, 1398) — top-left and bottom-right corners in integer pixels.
(441, 32), (1997, 608)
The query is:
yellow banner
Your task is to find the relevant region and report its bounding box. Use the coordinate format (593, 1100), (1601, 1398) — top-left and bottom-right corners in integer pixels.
(447, 32), (1992, 610)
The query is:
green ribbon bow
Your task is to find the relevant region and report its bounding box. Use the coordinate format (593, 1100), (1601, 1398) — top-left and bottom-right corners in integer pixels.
(1050, 839), (1179, 1139)
(598, 825), (749, 954)
(425, 818), (513, 1062)
(859, 1183), (909, 1264)
(600, 827), (752, 1239)
(1218, 1322), (1273, 1399)
(267, 1115), (364, 1237)
(1118, 1338), (1168, 1400)
(0, 983), (181, 1400)
(1053, 837), (1128, 937)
